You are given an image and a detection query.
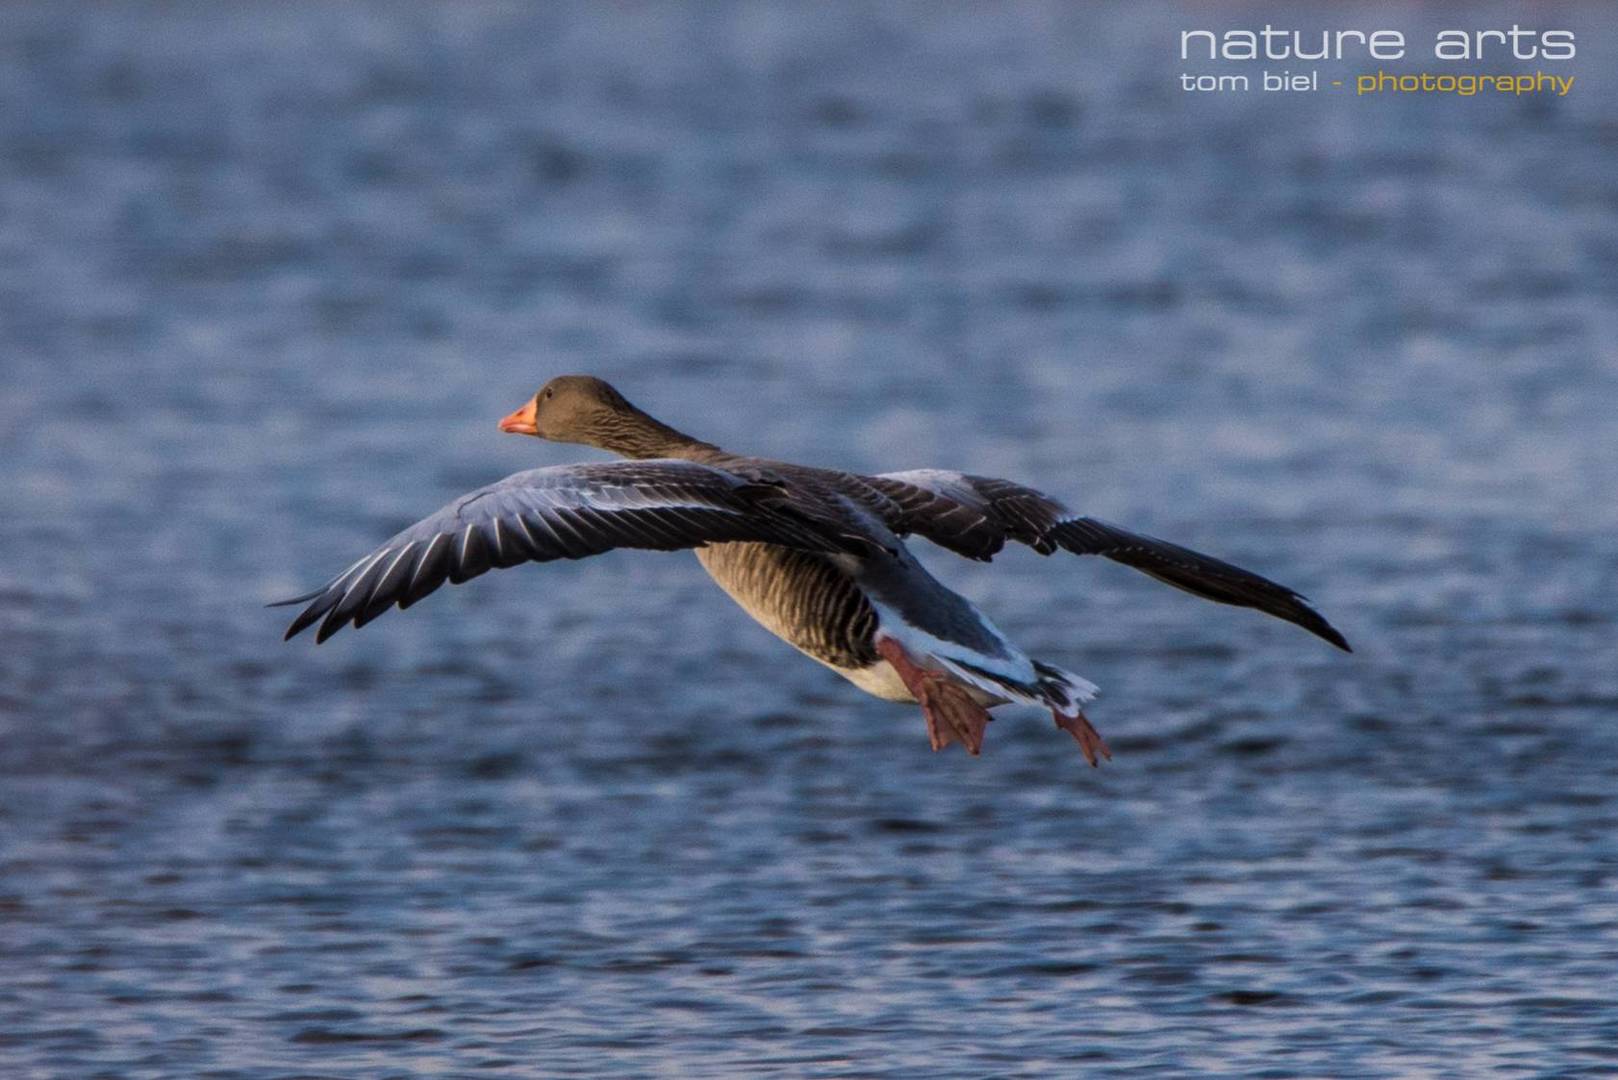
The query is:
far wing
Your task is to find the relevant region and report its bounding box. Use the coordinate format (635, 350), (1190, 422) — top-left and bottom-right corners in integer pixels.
(867, 469), (1350, 651)
(275, 460), (858, 643)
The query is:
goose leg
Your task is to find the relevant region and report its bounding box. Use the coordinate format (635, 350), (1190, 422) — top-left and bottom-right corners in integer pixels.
(1053, 710), (1111, 767)
(874, 636), (991, 755)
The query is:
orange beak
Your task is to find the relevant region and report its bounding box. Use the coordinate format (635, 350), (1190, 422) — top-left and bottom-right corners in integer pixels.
(499, 397), (539, 436)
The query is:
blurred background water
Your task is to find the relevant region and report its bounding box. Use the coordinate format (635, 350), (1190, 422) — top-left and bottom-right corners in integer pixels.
(3, 2), (1617, 1076)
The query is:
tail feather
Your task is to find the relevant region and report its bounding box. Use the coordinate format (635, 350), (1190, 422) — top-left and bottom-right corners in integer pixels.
(1032, 658), (1099, 716)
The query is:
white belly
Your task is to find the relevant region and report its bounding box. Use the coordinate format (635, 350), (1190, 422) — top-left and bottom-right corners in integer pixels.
(836, 660), (916, 702)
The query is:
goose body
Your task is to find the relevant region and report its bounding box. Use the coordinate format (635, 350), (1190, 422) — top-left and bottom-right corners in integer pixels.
(275, 375), (1349, 763)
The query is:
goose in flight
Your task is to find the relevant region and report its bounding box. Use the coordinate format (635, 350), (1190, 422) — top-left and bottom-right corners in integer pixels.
(274, 376), (1349, 764)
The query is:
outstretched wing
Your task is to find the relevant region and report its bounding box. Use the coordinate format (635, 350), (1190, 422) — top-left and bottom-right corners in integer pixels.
(275, 460), (859, 643)
(866, 469), (1350, 651)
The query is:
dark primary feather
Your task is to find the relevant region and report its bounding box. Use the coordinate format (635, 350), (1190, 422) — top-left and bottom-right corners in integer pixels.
(867, 469), (1350, 651)
(272, 460), (864, 644)
(1048, 516), (1351, 652)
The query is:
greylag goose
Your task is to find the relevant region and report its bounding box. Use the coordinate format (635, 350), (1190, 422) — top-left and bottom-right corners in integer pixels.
(274, 376), (1349, 763)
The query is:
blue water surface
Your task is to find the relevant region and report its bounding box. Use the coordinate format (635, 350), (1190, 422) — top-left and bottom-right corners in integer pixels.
(3, 3), (1617, 1076)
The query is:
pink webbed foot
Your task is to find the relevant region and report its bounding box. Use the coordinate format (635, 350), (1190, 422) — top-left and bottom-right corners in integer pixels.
(1054, 710), (1112, 767)
(875, 637), (991, 755)
(916, 679), (991, 755)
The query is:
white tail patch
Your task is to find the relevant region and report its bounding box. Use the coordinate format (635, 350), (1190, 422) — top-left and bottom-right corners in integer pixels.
(869, 600), (1098, 717)
(1030, 659), (1100, 716)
